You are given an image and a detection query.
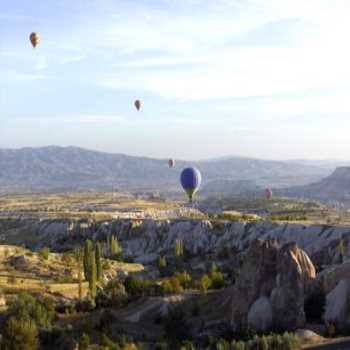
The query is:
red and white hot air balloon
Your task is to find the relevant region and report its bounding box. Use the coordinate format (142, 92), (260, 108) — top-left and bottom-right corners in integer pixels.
(29, 32), (40, 48)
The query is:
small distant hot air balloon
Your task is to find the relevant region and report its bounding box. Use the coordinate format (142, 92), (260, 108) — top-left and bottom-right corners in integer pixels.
(29, 32), (40, 48)
(134, 100), (142, 111)
(265, 188), (273, 200)
(180, 167), (202, 203)
(168, 159), (175, 168)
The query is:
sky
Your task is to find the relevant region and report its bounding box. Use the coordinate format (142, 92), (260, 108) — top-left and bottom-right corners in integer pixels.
(1, 0), (350, 160)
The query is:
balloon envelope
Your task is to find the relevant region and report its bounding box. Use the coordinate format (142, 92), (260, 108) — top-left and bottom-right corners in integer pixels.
(134, 100), (141, 111)
(265, 188), (273, 199)
(168, 159), (175, 168)
(30, 32), (40, 48)
(180, 167), (202, 202)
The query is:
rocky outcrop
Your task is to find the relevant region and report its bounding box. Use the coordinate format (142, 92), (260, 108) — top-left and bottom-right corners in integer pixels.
(1, 218), (349, 268)
(324, 279), (350, 331)
(271, 242), (316, 329)
(229, 240), (315, 331)
(316, 262), (350, 332)
(247, 296), (273, 331)
(5, 218), (344, 265)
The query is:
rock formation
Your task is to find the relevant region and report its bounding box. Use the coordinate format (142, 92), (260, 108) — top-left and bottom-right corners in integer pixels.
(228, 240), (315, 331)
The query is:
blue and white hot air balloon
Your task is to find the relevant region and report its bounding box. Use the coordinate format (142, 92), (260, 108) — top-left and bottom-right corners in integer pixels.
(180, 167), (202, 202)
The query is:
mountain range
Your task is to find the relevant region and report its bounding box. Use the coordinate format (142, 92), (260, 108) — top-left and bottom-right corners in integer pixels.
(0, 146), (339, 194)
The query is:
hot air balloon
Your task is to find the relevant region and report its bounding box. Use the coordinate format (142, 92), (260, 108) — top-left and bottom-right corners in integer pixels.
(29, 32), (40, 48)
(180, 167), (202, 202)
(168, 159), (175, 168)
(265, 188), (273, 200)
(134, 100), (142, 111)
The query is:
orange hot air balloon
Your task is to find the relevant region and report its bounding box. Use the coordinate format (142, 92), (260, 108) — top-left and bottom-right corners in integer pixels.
(134, 100), (142, 111)
(29, 32), (40, 48)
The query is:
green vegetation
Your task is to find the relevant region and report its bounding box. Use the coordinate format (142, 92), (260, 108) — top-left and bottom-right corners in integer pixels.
(75, 247), (83, 301)
(3, 317), (39, 350)
(269, 214), (307, 221)
(89, 251), (97, 299)
(1, 293), (56, 350)
(339, 238), (345, 263)
(96, 242), (102, 282)
(175, 238), (184, 258)
(158, 256), (167, 269)
(111, 235), (122, 258)
(78, 333), (90, 350)
(83, 239), (93, 281)
(39, 247), (49, 260)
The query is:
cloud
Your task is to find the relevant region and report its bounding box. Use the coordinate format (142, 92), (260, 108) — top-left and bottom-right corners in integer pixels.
(10, 114), (124, 124)
(93, 0), (350, 101)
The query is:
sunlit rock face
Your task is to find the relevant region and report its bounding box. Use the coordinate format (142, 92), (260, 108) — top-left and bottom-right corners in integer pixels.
(228, 240), (315, 331)
(23, 219), (349, 268)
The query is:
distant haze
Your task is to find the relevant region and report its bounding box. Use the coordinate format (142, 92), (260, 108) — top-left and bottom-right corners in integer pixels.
(2, 1), (350, 160)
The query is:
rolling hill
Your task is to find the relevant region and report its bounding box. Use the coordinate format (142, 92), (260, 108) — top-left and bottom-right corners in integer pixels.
(280, 167), (350, 203)
(0, 146), (335, 193)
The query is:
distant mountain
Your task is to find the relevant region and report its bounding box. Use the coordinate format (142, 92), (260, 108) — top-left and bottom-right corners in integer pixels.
(0, 146), (335, 193)
(280, 167), (350, 203)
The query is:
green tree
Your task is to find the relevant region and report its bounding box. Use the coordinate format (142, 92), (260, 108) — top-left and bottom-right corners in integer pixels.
(106, 235), (111, 256)
(158, 256), (167, 269)
(259, 336), (268, 350)
(95, 242), (102, 282)
(210, 270), (225, 289)
(78, 333), (90, 350)
(89, 251), (97, 299)
(8, 293), (55, 329)
(39, 247), (49, 260)
(3, 317), (39, 350)
(83, 239), (93, 281)
(339, 238), (345, 263)
(75, 248), (83, 301)
(174, 239), (184, 258)
(111, 235), (122, 257)
(200, 274), (211, 294)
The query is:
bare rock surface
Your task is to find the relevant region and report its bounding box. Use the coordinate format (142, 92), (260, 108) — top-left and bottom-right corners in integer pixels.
(228, 240), (315, 331)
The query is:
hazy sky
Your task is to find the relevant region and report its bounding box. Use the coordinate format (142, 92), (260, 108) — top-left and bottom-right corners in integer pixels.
(1, 0), (350, 160)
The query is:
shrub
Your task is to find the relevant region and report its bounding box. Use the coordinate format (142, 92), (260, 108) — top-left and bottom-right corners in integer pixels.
(78, 333), (90, 350)
(161, 277), (183, 294)
(8, 293), (56, 330)
(39, 247), (49, 260)
(3, 317), (39, 350)
(174, 271), (192, 289)
(231, 340), (246, 350)
(158, 256), (167, 269)
(199, 274), (211, 293)
(210, 271), (225, 289)
(100, 333), (121, 349)
(215, 338), (230, 350)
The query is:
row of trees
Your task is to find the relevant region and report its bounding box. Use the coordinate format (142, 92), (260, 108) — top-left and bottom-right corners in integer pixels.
(75, 235), (122, 300)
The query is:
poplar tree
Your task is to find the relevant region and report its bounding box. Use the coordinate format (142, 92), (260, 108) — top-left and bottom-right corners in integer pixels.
(89, 251), (97, 299)
(95, 242), (102, 282)
(75, 248), (83, 300)
(83, 239), (93, 281)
